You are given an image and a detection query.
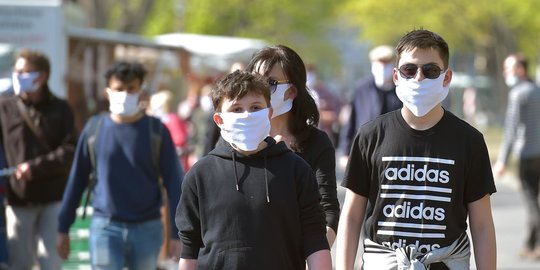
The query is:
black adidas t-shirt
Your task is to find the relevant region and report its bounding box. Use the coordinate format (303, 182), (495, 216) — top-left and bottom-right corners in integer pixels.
(342, 109), (496, 253)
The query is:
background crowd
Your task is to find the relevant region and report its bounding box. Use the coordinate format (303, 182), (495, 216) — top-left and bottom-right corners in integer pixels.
(0, 1), (540, 270)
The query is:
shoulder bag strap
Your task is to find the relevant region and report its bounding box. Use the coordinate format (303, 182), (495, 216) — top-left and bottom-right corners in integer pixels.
(16, 99), (51, 152)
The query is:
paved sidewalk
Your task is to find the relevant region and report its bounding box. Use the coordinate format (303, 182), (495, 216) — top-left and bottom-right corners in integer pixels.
(486, 175), (540, 269)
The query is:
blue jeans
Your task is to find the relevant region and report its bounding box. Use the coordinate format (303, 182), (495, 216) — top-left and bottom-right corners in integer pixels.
(89, 216), (163, 270)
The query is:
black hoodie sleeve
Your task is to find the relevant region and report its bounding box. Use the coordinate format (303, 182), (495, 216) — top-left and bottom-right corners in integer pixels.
(175, 170), (203, 259)
(297, 165), (330, 258)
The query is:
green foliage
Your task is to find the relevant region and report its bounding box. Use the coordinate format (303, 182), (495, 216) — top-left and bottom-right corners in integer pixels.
(164, 0), (342, 74)
(180, 0), (337, 41)
(340, 0), (540, 64)
(135, 0), (344, 73)
(141, 0), (177, 36)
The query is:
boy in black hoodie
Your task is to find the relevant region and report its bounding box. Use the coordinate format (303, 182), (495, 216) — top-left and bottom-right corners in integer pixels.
(175, 70), (331, 270)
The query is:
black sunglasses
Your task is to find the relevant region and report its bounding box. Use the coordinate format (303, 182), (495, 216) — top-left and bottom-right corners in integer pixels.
(398, 63), (444, 80)
(268, 78), (290, 93)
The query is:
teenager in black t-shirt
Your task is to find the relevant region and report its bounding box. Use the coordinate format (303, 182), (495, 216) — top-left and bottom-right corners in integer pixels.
(336, 29), (497, 270)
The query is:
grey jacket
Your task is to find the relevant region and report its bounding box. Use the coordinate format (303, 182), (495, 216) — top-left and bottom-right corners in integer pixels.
(497, 80), (540, 164)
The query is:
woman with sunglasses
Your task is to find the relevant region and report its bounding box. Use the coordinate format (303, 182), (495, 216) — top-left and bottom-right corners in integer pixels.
(245, 45), (340, 247)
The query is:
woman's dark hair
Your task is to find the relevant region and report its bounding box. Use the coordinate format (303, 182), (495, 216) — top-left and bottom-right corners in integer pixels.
(245, 45), (319, 152)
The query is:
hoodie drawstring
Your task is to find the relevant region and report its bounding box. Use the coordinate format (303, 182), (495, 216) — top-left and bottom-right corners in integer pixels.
(264, 156), (270, 203)
(232, 151), (239, 191)
(231, 150), (270, 203)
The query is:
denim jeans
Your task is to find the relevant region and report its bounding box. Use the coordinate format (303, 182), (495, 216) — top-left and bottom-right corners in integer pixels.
(6, 202), (62, 270)
(89, 216), (163, 270)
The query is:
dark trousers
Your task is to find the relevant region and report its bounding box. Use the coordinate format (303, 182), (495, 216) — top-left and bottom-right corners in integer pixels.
(519, 156), (540, 250)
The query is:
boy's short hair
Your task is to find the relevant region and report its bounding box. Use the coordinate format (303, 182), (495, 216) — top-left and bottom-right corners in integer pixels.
(396, 29), (450, 69)
(16, 49), (50, 79)
(104, 61), (147, 86)
(212, 70), (271, 112)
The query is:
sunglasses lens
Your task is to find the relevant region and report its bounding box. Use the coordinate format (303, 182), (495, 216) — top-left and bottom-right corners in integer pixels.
(268, 79), (277, 93)
(423, 64), (442, 79)
(399, 64), (443, 79)
(399, 64), (418, 78)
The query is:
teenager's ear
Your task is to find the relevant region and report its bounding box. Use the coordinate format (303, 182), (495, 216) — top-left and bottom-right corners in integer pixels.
(393, 68), (399, 85)
(443, 69), (453, 87)
(213, 112), (223, 126)
(267, 108), (273, 119)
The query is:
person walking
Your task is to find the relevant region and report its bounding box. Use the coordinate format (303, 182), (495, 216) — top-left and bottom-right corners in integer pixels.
(0, 49), (76, 270)
(338, 45), (402, 166)
(245, 45), (341, 247)
(493, 53), (540, 259)
(57, 61), (183, 270)
(336, 29), (497, 270)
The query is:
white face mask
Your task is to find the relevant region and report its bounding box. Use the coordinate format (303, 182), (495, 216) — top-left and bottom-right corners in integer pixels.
(504, 75), (518, 87)
(270, 84), (293, 118)
(371, 62), (394, 91)
(12, 72), (40, 95)
(107, 89), (141, 117)
(218, 108), (270, 151)
(395, 71), (449, 117)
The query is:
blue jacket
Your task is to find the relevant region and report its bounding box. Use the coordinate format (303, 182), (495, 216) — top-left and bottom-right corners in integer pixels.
(58, 114), (183, 238)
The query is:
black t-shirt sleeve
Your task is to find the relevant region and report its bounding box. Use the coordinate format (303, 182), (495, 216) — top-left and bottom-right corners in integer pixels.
(341, 131), (371, 197)
(464, 133), (497, 203)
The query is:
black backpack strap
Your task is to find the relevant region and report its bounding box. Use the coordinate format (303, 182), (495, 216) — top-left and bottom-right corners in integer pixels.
(82, 113), (105, 219)
(149, 116), (163, 183)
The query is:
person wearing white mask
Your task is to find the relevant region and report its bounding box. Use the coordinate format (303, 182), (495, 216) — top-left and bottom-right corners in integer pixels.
(338, 45), (403, 168)
(245, 45), (341, 247)
(337, 29), (496, 270)
(493, 53), (540, 259)
(175, 70), (331, 270)
(57, 61), (183, 269)
(0, 49), (76, 270)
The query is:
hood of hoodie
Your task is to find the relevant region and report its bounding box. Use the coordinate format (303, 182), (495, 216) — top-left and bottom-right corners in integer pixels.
(208, 136), (292, 203)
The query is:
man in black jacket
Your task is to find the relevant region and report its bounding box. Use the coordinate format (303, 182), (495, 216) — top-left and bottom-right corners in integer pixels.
(0, 49), (75, 270)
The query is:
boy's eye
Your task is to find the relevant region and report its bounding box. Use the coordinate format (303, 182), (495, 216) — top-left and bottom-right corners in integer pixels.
(250, 105), (262, 112)
(232, 107), (243, 113)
